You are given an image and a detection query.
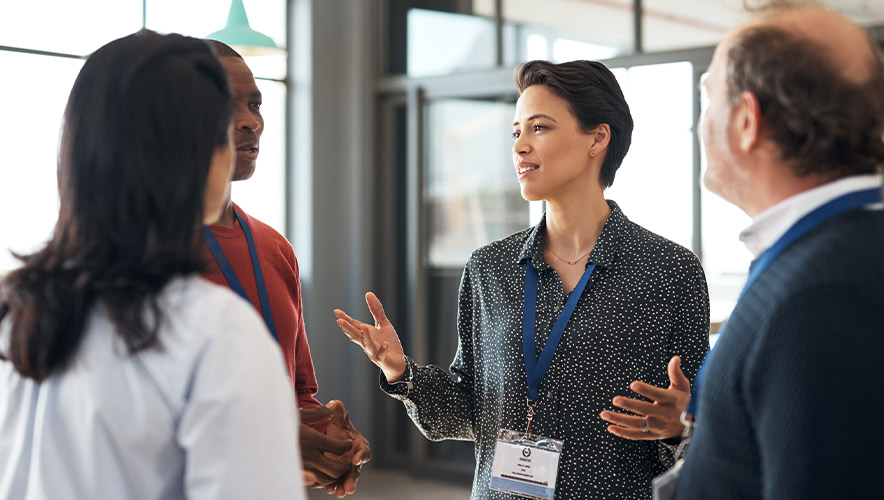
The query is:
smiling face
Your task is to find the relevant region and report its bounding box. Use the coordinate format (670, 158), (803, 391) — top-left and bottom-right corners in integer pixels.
(220, 56), (263, 181)
(512, 84), (597, 203)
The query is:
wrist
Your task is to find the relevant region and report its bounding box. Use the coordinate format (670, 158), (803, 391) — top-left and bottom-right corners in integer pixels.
(383, 357), (407, 383)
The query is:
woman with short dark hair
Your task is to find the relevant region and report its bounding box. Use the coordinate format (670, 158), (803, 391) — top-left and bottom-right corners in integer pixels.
(335, 59), (709, 499)
(0, 30), (305, 500)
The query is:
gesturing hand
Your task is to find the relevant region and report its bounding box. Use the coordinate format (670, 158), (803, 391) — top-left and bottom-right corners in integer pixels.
(333, 292), (407, 382)
(600, 355), (691, 441)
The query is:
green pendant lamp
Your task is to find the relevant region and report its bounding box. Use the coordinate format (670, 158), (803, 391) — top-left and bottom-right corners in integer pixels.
(207, 0), (280, 56)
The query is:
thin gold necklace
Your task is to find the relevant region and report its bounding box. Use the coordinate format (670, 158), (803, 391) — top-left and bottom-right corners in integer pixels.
(544, 239), (590, 266)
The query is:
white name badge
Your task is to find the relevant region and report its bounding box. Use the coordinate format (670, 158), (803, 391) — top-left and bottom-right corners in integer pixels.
(490, 429), (564, 500)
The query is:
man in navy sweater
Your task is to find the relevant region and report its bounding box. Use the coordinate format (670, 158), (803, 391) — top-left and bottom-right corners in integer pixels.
(675, 2), (884, 499)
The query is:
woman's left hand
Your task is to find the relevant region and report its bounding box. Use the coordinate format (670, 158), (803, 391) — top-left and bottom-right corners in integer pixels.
(600, 356), (690, 441)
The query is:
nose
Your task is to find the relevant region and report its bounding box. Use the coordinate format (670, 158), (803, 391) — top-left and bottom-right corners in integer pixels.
(234, 105), (262, 134)
(513, 133), (531, 156)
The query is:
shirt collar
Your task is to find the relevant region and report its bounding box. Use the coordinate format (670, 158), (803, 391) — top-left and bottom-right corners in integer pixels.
(739, 173), (884, 258)
(518, 200), (624, 271)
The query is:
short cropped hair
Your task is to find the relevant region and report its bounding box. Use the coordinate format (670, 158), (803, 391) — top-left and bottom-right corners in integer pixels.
(726, 25), (884, 177)
(205, 39), (244, 60)
(514, 60), (634, 188)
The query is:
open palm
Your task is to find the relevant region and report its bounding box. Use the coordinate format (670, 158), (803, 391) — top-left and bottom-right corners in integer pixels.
(334, 292), (407, 382)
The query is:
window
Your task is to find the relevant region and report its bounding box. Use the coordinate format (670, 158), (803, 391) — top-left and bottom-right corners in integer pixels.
(425, 98), (532, 267)
(0, 0), (288, 275)
(0, 52), (83, 273)
(606, 62), (695, 251)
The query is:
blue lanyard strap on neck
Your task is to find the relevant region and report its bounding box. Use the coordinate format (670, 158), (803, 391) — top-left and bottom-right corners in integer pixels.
(687, 187), (882, 417)
(523, 258), (596, 401)
(202, 208), (279, 344)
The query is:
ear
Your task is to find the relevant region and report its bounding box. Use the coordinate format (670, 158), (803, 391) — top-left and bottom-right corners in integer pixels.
(733, 91), (761, 152)
(589, 123), (612, 157)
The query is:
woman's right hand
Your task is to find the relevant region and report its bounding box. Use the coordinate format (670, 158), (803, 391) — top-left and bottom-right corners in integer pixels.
(334, 292), (407, 382)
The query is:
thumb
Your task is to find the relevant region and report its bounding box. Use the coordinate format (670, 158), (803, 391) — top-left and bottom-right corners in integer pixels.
(324, 400), (349, 423)
(300, 405), (333, 425)
(668, 355), (690, 391)
(303, 470), (319, 486)
(365, 292), (390, 328)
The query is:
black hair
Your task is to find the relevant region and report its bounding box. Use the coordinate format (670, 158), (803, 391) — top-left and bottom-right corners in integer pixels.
(0, 30), (233, 381)
(205, 39), (244, 60)
(515, 60), (634, 188)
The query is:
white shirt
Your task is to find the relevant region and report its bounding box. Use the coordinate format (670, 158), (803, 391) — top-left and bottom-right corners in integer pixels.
(0, 277), (305, 500)
(739, 174), (884, 258)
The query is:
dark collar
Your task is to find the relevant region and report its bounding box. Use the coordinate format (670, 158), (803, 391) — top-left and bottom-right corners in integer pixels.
(517, 200), (625, 272)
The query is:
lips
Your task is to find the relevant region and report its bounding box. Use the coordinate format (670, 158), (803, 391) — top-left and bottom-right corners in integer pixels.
(517, 162), (539, 175)
(235, 142), (259, 161)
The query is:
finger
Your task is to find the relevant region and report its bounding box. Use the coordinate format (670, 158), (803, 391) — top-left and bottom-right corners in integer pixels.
(312, 453), (354, 481)
(365, 292), (390, 328)
(667, 355), (690, 390)
(612, 395), (657, 416)
(324, 399), (344, 417)
(605, 423), (658, 441)
(304, 426), (355, 456)
(629, 381), (677, 403)
(306, 467), (337, 487)
(303, 470), (319, 487)
(301, 406), (333, 425)
(325, 400), (352, 428)
(343, 468), (360, 495)
(351, 436), (371, 465)
(333, 310), (365, 331)
(600, 410), (648, 430)
(336, 318), (364, 339)
(353, 444), (371, 465)
(336, 318), (367, 343)
(316, 435), (355, 457)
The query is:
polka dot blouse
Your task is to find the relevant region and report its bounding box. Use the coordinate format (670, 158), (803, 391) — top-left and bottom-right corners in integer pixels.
(381, 201), (710, 500)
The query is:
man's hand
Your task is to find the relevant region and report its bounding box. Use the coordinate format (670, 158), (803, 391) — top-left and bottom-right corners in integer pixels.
(600, 355), (691, 441)
(322, 400), (371, 497)
(299, 406), (353, 487)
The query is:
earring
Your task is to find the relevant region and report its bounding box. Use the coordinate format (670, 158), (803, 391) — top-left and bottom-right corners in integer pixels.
(590, 149), (596, 158)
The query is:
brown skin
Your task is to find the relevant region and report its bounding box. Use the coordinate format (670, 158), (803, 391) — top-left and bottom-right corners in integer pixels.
(217, 56), (370, 495)
(216, 57), (264, 227)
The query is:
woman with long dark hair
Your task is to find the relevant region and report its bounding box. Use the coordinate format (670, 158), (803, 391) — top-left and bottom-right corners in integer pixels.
(0, 31), (304, 499)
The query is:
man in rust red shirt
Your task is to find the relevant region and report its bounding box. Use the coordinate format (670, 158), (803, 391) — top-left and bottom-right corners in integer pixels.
(202, 40), (370, 496)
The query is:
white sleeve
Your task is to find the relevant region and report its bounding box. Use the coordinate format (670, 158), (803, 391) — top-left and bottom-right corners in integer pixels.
(176, 302), (305, 500)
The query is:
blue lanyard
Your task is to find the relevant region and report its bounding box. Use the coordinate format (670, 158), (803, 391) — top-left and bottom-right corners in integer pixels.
(202, 208), (279, 343)
(687, 187), (882, 417)
(523, 258), (596, 401)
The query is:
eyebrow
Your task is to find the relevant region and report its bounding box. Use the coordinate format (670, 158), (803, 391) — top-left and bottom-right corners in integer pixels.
(513, 113), (558, 127)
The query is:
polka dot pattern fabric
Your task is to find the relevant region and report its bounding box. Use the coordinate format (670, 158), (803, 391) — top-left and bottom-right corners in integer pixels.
(381, 201), (710, 500)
